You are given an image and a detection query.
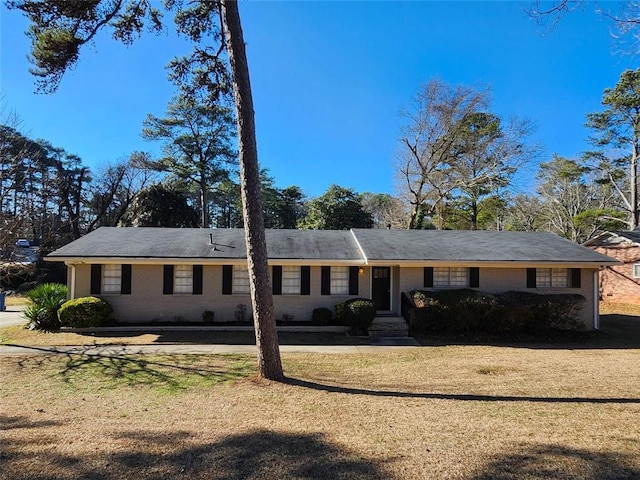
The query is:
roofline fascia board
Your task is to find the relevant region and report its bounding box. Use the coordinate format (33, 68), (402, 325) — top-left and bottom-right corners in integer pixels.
(350, 229), (368, 265)
(50, 257), (617, 268)
(364, 260), (618, 268)
(52, 257), (366, 266)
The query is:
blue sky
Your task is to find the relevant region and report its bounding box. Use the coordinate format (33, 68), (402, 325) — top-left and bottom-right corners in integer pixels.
(1, 1), (636, 198)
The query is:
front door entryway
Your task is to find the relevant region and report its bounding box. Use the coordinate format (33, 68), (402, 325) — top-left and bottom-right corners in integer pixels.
(372, 267), (391, 311)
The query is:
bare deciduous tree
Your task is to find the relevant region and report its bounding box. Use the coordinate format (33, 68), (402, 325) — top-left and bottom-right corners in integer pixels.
(528, 1), (640, 54)
(396, 79), (489, 229)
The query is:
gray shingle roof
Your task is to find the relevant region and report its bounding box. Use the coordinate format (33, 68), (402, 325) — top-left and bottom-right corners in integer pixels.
(583, 230), (640, 247)
(46, 227), (362, 261)
(46, 227), (616, 265)
(615, 230), (640, 243)
(352, 229), (615, 263)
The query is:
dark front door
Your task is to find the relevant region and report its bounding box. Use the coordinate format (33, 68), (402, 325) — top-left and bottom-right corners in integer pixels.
(372, 267), (391, 311)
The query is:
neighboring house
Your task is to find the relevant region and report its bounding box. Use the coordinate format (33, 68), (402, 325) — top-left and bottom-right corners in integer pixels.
(46, 227), (616, 329)
(584, 228), (640, 305)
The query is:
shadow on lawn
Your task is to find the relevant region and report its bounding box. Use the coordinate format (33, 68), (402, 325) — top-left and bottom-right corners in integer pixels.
(1, 414), (63, 430)
(12, 345), (252, 389)
(1, 429), (392, 479)
(469, 443), (640, 479)
(285, 378), (640, 405)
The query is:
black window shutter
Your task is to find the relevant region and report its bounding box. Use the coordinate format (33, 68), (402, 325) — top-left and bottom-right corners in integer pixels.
(121, 264), (132, 295)
(193, 265), (203, 295)
(571, 268), (581, 288)
(90, 264), (102, 295)
(321, 266), (331, 295)
(423, 267), (433, 288)
(526, 268), (537, 288)
(349, 266), (359, 295)
(301, 266), (311, 295)
(469, 267), (480, 288)
(272, 266), (282, 295)
(222, 265), (233, 295)
(163, 265), (174, 295)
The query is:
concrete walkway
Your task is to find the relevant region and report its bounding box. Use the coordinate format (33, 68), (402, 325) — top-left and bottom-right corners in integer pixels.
(0, 306), (420, 355)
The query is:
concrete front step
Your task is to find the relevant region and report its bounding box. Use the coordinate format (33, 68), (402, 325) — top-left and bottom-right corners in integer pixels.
(368, 316), (409, 338)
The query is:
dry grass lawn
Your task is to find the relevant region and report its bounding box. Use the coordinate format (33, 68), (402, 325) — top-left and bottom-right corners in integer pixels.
(2, 302), (639, 478)
(2, 344), (639, 479)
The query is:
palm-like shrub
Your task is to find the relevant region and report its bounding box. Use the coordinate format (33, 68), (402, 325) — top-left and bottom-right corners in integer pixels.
(24, 283), (68, 331)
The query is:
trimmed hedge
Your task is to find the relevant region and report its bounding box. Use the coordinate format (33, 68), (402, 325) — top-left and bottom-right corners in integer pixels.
(335, 302), (348, 325)
(58, 297), (112, 328)
(344, 298), (377, 335)
(410, 289), (585, 336)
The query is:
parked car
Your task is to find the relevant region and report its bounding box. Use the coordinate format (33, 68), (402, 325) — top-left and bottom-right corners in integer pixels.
(15, 239), (30, 248)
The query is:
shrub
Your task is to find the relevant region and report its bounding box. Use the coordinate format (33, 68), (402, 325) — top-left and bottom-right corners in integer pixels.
(409, 288), (586, 336)
(24, 283), (68, 331)
(345, 298), (376, 335)
(497, 291), (585, 334)
(335, 302), (348, 325)
(202, 309), (215, 323)
(58, 297), (112, 328)
(312, 307), (333, 325)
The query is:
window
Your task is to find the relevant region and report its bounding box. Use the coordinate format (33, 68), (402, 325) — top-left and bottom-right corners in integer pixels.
(92, 264), (131, 295)
(321, 266), (358, 296)
(233, 265), (250, 294)
(537, 268), (568, 288)
(102, 264), (121, 293)
(634, 264), (640, 279)
(163, 265), (202, 295)
(331, 266), (349, 295)
(282, 266), (301, 294)
(174, 265), (193, 294)
(433, 267), (468, 287)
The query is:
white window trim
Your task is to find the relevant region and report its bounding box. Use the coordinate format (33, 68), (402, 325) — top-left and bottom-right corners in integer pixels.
(233, 265), (251, 294)
(633, 264), (640, 279)
(174, 265), (193, 294)
(536, 268), (569, 288)
(331, 266), (349, 295)
(102, 264), (121, 294)
(433, 267), (469, 288)
(281, 266), (301, 295)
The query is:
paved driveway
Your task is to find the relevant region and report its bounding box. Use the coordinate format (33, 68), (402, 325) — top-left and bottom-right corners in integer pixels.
(0, 307), (26, 327)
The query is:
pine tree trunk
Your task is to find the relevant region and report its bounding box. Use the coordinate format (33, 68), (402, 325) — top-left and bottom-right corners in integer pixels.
(631, 142), (639, 230)
(200, 180), (209, 228)
(220, 0), (284, 381)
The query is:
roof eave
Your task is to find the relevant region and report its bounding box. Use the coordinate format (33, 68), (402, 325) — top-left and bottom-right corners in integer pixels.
(46, 256), (366, 266)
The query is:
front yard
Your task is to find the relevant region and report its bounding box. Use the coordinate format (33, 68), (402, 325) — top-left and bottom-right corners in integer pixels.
(2, 341), (639, 479)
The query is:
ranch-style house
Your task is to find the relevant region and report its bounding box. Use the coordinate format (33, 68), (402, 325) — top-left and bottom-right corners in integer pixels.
(46, 227), (617, 329)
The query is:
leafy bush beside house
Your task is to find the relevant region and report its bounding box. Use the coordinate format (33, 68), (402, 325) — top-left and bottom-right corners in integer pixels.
(344, 298), (377, 336)
(58, 297), (112, 328)
(497, 291), (585, 334)
(409, 289), (585, 336)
